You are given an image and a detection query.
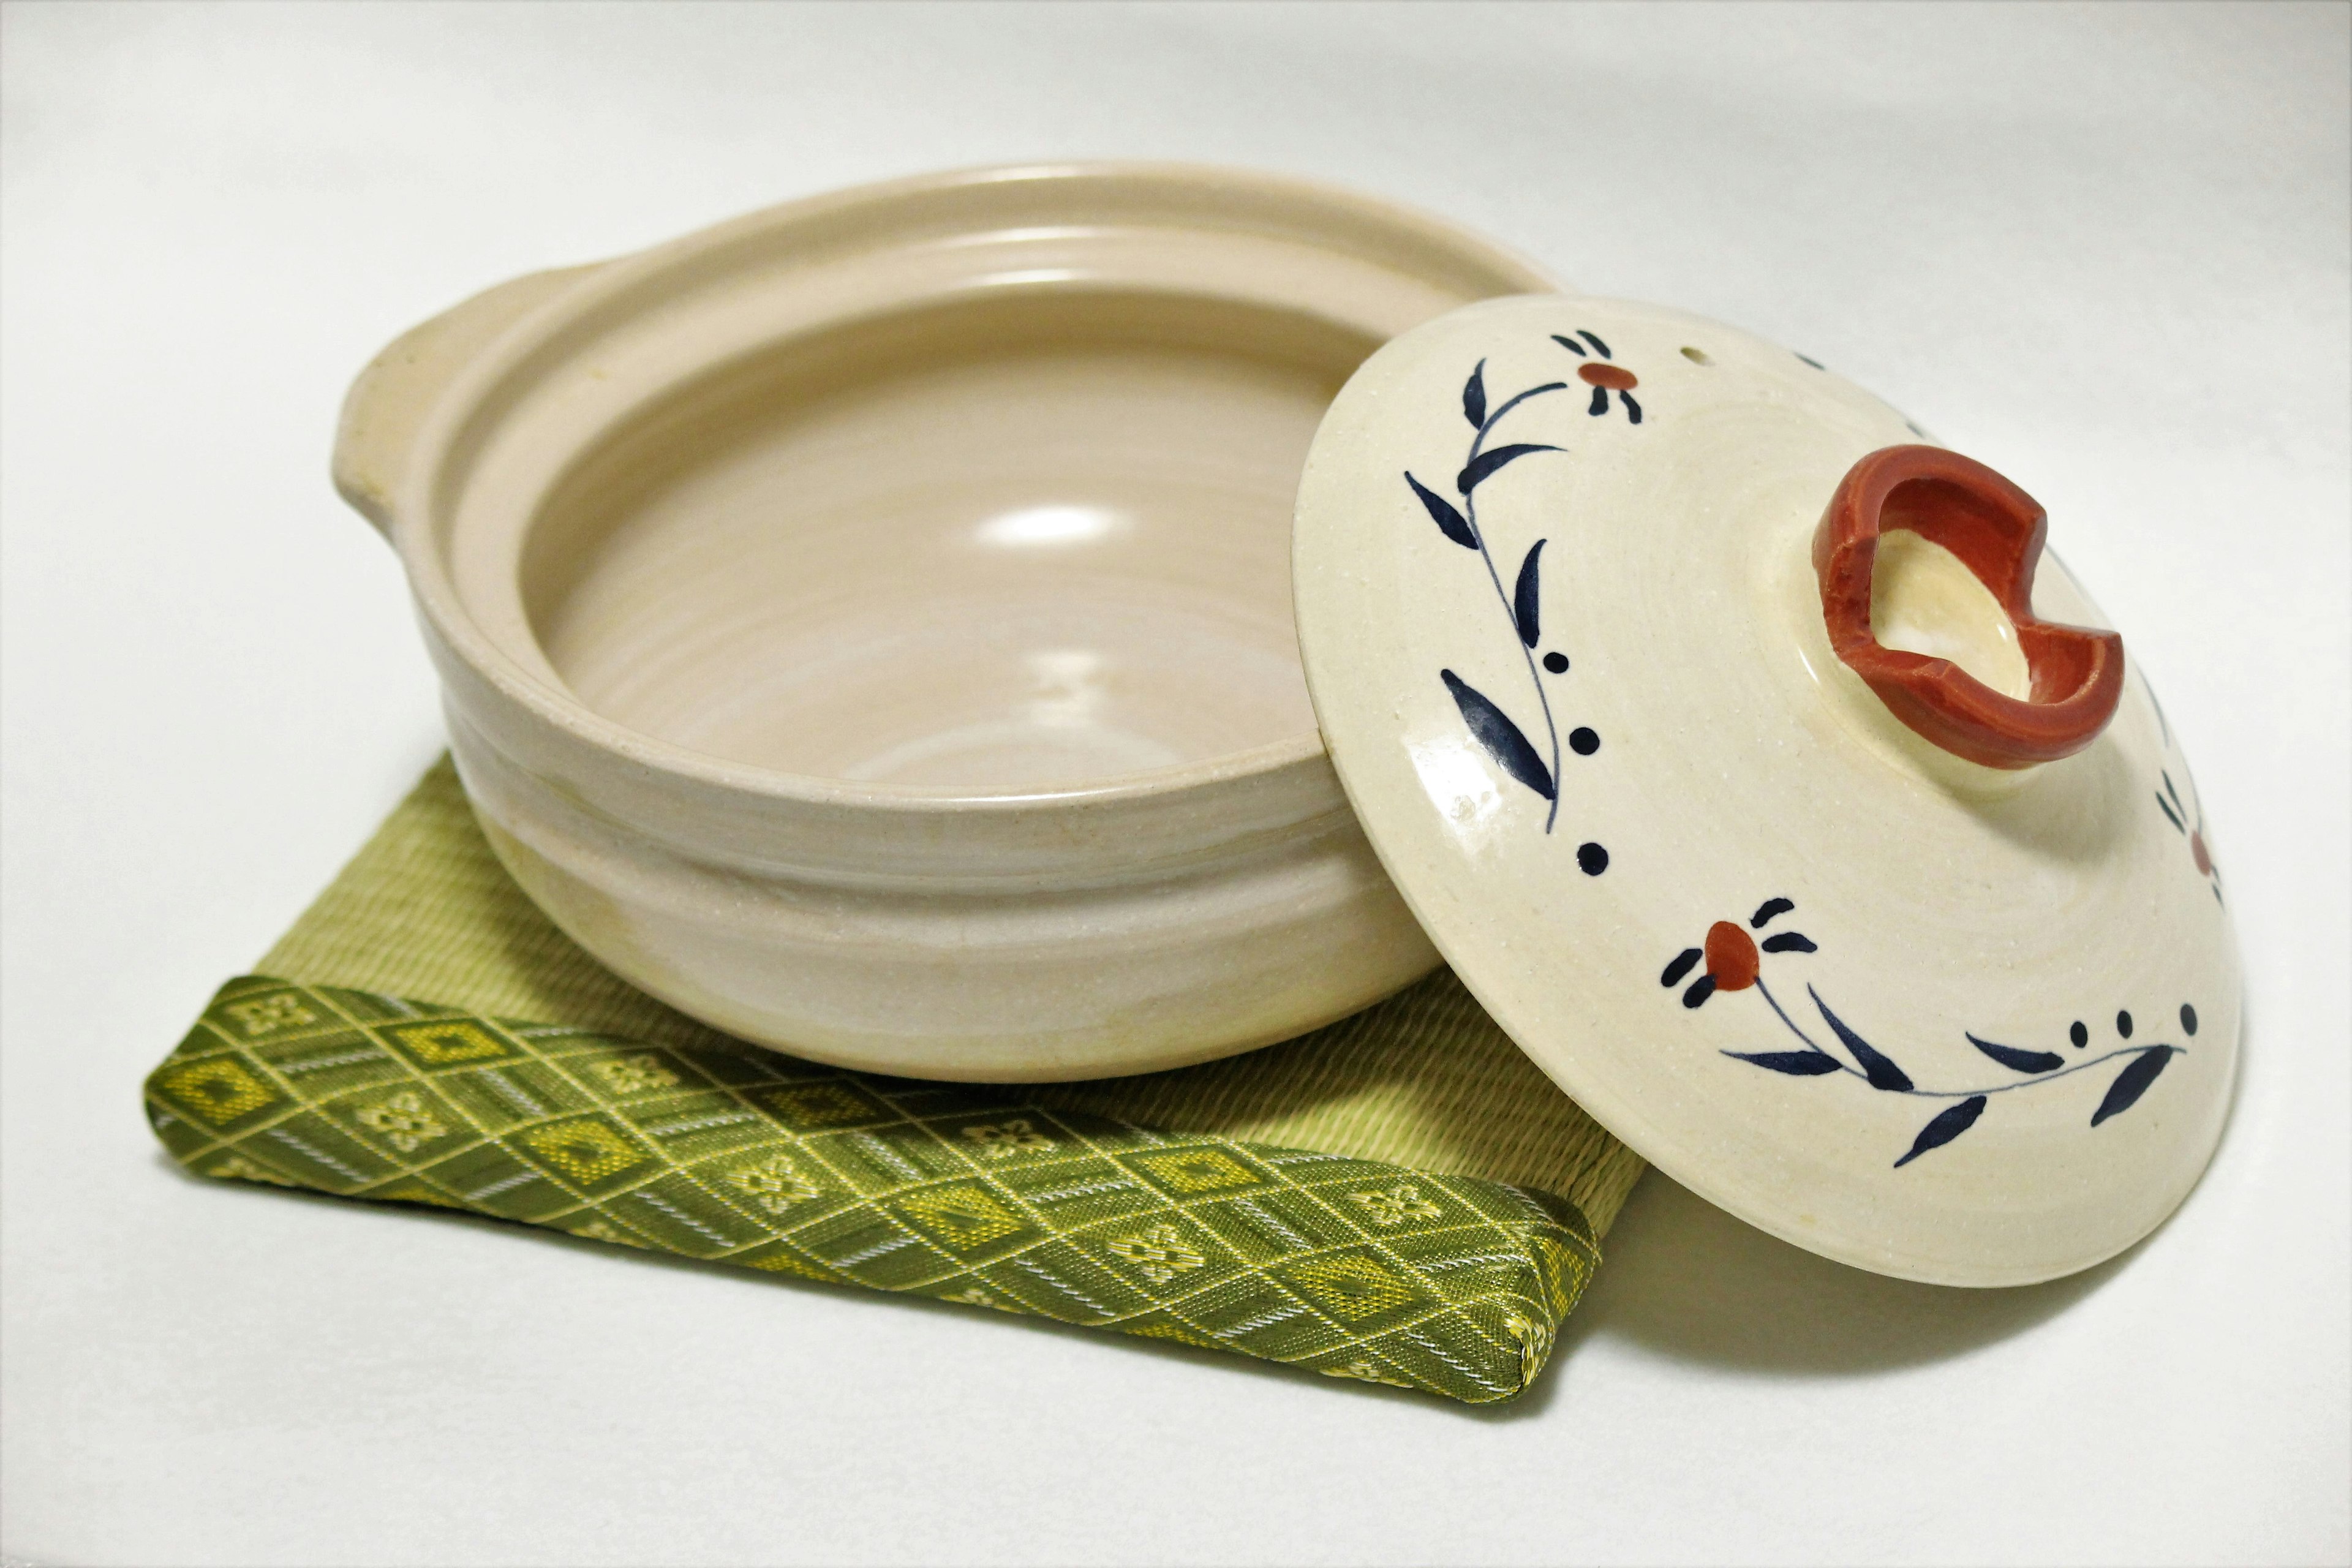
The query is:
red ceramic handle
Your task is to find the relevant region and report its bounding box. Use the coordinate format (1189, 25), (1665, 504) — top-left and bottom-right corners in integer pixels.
(1812, 445), (2124, 770)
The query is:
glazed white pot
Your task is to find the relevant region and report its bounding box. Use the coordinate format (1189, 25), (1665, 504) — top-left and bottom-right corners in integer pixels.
(335, 164), (1556, 1080)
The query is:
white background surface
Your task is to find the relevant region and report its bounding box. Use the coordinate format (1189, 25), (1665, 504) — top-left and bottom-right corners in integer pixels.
(4, 5), (2346, 1564)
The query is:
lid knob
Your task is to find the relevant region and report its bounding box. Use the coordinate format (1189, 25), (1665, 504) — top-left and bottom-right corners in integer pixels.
(1812, 445), (2125, 769)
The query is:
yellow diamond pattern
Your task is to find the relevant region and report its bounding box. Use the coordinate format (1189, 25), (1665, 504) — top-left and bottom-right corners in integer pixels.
(1287, 1256), (1418, 1322)
(146, 977), (1605, 1406)
(157, 1058), (278, 1125)
(899, 1184), (1024, 1251)
(388, 1020), (511, 1066)
(521, 1118), (647, 1184)
(761, 1082), (882, 1129)
(1135, 1149), (1262, 1194)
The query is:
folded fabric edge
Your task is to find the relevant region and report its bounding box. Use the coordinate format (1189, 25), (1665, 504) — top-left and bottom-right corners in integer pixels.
(144, 976), (1602, 1405)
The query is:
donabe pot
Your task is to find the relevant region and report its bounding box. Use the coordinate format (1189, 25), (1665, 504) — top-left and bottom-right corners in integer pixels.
(337, 163), (1553, 1079)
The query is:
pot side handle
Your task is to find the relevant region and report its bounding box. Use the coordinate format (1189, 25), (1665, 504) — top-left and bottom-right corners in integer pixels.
(331, 264), (602, 538)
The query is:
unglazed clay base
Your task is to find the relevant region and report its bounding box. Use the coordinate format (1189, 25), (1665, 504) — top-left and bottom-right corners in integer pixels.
(527, 292), (1368, 790)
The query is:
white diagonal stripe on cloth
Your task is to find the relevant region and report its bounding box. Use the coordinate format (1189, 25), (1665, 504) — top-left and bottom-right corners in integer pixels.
(1008, 1256), (1117, 1319)
(643, 1110), (760, 1137)
(831, 1232), (922, 1269)
(476, 1069), (545, 1117)
(851, 1130), (927, 1182)
(1218, 1301), (1312, 1338)
(264, 1127), (372, 1185)
(466, 1169), (541, 1202)
(1401, 1328), (1509, 1396)
(1023, 1177), (1141, 1204)
(632, 1190), (736, 1248)
(277, 1047), (388, 1074)
(1229, 1196), (1313, 1251)
(1420, 1251), (1526, 1272)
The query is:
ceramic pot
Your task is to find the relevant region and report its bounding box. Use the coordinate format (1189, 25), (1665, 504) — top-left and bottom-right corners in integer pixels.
(335, 163), (1555, 1080)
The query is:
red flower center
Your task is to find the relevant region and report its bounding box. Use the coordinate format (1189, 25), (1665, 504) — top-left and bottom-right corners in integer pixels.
(1704, 921), (1760, 991)
(1578, 363), (1638, 391)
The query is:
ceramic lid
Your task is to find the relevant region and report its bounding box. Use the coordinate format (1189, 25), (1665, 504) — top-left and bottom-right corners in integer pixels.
(1292, 295), (2238, 1286)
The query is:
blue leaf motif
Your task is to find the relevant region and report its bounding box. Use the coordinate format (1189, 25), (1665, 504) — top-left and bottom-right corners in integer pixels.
(1406, 472), (1477, 549)
(1761, 932), (1817, 954)
(1810, 987), (1914, 1092)
(1513, 540), (1545, 648)
(1751, 897), (1795, 928)
(1894, 1096), (1986, 1167)
(1660, 948), (1702, 987)
(1966, 1033), (2064, 1075)
(1457, 443), (1559, 494)
(1463, 361), (1488, 428)
(2092, 1049), (2175, 1126)
(1727, 1050), (1842, 1076)
(1440, 670), (1555, 801)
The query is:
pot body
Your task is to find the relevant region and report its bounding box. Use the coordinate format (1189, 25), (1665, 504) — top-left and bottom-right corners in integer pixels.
(337, 164), (1557, 1079)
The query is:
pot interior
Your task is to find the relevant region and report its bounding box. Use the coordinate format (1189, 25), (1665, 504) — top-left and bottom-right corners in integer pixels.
(522, 288), (1376, 791)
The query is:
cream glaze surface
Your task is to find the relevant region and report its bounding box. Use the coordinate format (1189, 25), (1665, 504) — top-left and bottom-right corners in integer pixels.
(1292, 294), (2240, 1284)
(335, 164), (1557, 1077)
(527, 292), (1365, 790)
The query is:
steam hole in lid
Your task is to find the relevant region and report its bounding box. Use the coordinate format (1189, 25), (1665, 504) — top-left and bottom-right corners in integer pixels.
(1868, 528), (2031, 699)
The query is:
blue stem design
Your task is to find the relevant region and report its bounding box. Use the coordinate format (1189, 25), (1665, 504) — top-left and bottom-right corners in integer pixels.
(1463, 382), (1570, 832)
(1744, 977), (2183, 1099)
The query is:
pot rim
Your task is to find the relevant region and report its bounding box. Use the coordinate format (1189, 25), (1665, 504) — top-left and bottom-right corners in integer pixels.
(384, 160), (1557, 818)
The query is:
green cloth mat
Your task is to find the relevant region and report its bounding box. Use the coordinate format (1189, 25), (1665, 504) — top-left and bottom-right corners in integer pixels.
(143, 758), (1645, 1403)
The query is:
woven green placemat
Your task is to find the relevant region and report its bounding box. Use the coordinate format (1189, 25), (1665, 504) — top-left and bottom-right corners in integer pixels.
(143, 758), (1645, 1403)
